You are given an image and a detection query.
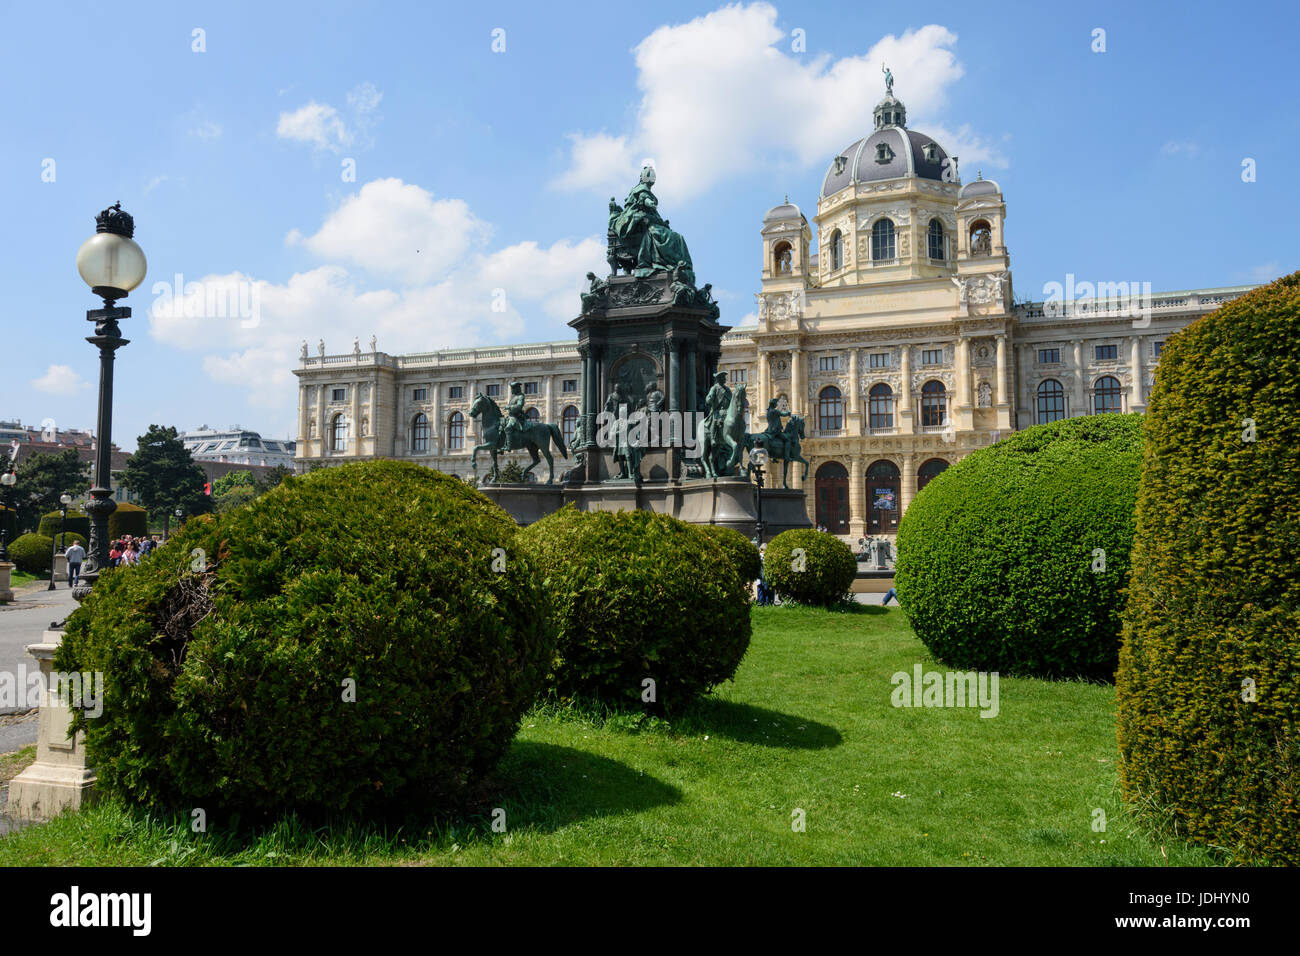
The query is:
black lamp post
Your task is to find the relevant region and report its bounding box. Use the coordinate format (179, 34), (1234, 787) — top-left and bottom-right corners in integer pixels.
(47, 493), (72, 591)
(748, 446), (769, 545)
(0, 469), (15, 563)
(73, 202), (147, 602)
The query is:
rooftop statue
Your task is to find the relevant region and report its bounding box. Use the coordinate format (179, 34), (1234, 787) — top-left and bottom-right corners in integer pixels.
(607, 166), (696, 284)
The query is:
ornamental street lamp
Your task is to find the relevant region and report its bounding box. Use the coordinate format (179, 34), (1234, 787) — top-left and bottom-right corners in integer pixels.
(73, 202), (147, 602)
(748, 445), (769, 545)
(47, 493), (72, 591)
(0, 469), (16, 562)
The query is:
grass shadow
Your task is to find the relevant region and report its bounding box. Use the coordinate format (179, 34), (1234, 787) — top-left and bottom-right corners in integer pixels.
(495, 742), (682, 831)
(676, 699), (843, 750)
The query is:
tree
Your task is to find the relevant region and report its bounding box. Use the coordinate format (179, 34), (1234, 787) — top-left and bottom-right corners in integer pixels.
(211, 470), (257, 514)
(12, 449), (90, 533)
(254, 464), (294, 493)
(121, 425), (211, 526)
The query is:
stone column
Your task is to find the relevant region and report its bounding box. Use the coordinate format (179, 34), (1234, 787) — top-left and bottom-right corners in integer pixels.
(757, 351), (770, 415)
(297, 382), (309, 444)
(668, 339), (680, 412)
(848, 349), (861, 414)
(957, 336), (972, 408)
(1072, 339), (1085, 416)
(790, 348), (804, 418)
(849, 456), (866, 538)
(317, 386), (328, 455)
(685, 341), (697, 413)
(995, 335), (1008, 406)
(898, 344), (912, 433)
(1130, 336), (1145, 412)
(350, 381), (361, 455)
(900, 452), (917, 517)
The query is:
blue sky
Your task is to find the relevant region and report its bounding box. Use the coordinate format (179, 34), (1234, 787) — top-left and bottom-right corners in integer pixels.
(2, 0), (1295, 443)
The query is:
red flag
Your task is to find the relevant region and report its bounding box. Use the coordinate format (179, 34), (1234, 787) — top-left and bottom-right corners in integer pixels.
(204, 482), (211, 495)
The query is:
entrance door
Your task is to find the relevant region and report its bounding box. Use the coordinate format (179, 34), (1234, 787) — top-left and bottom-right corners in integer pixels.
(866, 459), (900, 532)
(815, 461), (850, 533)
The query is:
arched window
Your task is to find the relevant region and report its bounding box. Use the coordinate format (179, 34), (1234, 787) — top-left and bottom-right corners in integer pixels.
(872, 218), (895, 261)
(928, 219), (945, 260)
(1094, 376), (1122, 414)
(921, 380), (947, 427)
(818, 385), (843, 431)
(868, 383), (894, 429)
(411, 413), (430, 453)
(561, 405), (579, 445)
(970, 219), (992, 256)
(815, 462), (850, 533)
(1037, 379), (1065, 424)
(773, 240), (793, 275)
(866, 459), (901, 533)
(829, 230), (843, 271)
(526, 408), (540, 423)
(447, 411), (465, 450)
(330, 414), (348, 452)
(917, 458), (949, 491)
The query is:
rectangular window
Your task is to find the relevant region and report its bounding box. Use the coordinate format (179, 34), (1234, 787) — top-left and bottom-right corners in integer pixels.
(1038, 348), (1060, 364)
(412, 388), (427, 401)
(1095, 344), (1118, 360)
(331, 388), (346, 402)
(1153, 341), (1164, 358)
(448, 386), (464, 399)
(921, 349), (943, 365)
(524, 382), (539, 395)
(730, 368), (747, 383)
(562, 379), (578, 393)
(485, 384), (501, 397)
(819, 356), (839, 371)
(869, 352), (890, 368)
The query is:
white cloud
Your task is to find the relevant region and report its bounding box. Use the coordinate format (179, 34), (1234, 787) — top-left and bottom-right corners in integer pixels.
(31, 364), (89, 396)
(150, 180), (607, 408)
(1161, 140), (1199, 157)
(347, 82), (383, 115)
(553, 5), (996, 199)
(188, 120), (222, 140)
(277, 101), (353, 152)
(288, 178), (492, 285)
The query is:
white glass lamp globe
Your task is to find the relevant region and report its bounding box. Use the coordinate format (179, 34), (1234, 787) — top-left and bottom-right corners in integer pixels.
(752, 447), (769, 467)
(0, 472), (14, 488)
(77, 231), (147, 298)
(60, 493), (72, 507)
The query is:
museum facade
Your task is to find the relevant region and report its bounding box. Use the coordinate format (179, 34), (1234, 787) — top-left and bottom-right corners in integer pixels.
(293, 86), (1256, 538)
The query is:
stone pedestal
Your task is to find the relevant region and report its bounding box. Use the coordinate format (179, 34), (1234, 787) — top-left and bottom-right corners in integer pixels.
(0, 561), (13, 602)
(52, 552), (68, 584)
(6, 632), (98, 820)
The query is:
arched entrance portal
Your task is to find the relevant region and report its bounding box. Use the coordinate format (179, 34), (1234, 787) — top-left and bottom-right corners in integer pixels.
(866, 459), (900, 533)
(814, 461), (850, 533)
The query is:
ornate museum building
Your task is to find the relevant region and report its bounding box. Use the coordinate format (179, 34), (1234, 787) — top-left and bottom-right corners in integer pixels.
(294, 83), (1256, 538)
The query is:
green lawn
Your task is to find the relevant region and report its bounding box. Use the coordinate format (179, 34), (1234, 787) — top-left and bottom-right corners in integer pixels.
(0, 605), (1218, 866)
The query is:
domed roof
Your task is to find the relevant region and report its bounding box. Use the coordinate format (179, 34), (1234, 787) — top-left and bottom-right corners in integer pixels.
(959, 177), (1001, 198)
(763, 198), (804, 224)
(820, 127), (952, 198)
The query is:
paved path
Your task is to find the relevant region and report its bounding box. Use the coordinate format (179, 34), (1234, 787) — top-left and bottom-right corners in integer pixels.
(0, 581), (79, 752)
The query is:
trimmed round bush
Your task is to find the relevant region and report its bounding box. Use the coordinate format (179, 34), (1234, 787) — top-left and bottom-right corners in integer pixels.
(764, 529), (856, 607)
(56, 460), (556, 817)
(1118, 273), (1300, 864)
(54, 531), (87, 550)
(895, 414), (1142, 680)
(516, 506), (750, 712)
(38, 511), (90, 541)
(9, 533), (54, 575)
(698, 525), (762, 590)
(108, 502), (148, 539)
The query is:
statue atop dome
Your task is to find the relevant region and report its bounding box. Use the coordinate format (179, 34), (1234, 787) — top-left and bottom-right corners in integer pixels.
(606, 166), (696, 284)
(882, 63), (894, 96)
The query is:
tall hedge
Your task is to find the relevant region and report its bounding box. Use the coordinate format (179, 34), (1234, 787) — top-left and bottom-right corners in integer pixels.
(1118, 272), (1300, 864)
(895, 414), (1142, 680)
(517, 507), (750, 712)
(38, 510), (90, 541)
(763, 529), (857, 607)
(108, 502), (148, 539)
(56, 461), (556, 817)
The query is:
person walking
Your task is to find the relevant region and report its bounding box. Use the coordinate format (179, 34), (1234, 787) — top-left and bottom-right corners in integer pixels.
(64, 540), (85, 588)
(882, 586), (898, 606)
